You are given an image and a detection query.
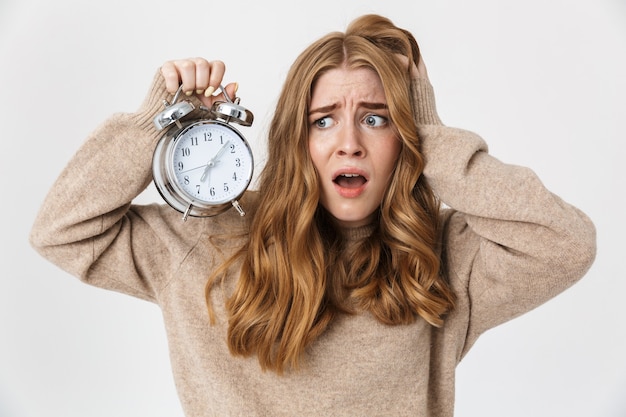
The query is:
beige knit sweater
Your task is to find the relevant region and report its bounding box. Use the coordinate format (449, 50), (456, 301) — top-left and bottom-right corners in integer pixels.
(30, 71), (596, 416)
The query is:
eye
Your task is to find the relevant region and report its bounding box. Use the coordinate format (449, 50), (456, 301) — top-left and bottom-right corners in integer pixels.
(363, 114), (387, 127)
(313, 116), (334, 129)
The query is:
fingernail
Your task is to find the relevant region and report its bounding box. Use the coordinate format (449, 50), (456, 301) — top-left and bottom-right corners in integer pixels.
(204, 86), (215, 97)
(233, 82), (239, 94)
(185, 90), (193, 96)
(196, 89), (204, 95)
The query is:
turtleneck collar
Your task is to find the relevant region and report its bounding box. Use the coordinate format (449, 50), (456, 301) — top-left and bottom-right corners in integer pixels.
(340, 223), (376, 242)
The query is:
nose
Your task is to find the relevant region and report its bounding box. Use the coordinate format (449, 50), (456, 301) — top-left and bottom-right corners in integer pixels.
(336, 123), (365, 158)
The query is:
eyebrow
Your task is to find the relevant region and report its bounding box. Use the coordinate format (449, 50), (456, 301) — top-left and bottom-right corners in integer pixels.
(308, 101), (388, 116)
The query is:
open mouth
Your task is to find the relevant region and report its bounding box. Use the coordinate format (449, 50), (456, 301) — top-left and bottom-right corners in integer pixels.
(333, 173), (367, 189)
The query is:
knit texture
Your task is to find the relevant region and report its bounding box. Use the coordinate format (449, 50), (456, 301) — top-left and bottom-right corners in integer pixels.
(30, 71), (596, 416)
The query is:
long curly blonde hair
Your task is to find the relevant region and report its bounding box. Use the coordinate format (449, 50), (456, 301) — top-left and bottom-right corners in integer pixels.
(206, 14), (455, 373)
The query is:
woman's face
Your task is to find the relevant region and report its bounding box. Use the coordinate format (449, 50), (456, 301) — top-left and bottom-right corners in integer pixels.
(308, 66), (402, 228)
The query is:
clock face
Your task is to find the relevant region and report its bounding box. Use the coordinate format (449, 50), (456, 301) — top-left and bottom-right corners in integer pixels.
(167, 121), (253, 205)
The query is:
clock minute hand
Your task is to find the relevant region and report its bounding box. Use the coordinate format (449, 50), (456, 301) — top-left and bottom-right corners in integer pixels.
(200, 140), (232, 182)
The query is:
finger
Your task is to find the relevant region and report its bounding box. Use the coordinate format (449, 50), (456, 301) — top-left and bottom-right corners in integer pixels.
(394, 53), (419, 79)
(416, 53), (429, 79)
(160, 61), (182, 94)
(191, 57), (211, 95)
(204, 60), (226, 98)
(174, 60), (198, 96)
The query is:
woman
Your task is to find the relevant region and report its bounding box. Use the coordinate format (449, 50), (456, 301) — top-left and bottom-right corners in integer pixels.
(30, 14), (596, 417)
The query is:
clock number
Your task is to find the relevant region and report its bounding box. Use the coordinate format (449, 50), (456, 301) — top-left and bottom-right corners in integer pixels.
(204, 132), (212, 141)
(190, 136), (198, 146)
(182, 147), (191, 157)
(196, 184), (201, 195)
(235, 158), (241, 167)
(177, 161), (184, 171)
(220, 135), (224, 145)
(232, 172), (237, 181)
(184, 175), (190, 185)
(223, 183), (229, 192)
(229, 144), (236, 153)
(210, 187), (216, 196)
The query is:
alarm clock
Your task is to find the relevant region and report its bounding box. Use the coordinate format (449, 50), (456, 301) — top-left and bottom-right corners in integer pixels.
(152, 85), (254, 221)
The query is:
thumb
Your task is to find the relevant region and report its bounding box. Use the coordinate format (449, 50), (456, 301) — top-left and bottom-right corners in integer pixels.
(198, 82), (239, 108)
(220, 82), (239, 103)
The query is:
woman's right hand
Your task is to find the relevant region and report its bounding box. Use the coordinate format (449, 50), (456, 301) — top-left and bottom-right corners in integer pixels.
(160, 58), (238, 108)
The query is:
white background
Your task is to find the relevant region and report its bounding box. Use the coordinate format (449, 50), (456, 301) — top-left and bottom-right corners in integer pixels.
(1, 0), (624, 416)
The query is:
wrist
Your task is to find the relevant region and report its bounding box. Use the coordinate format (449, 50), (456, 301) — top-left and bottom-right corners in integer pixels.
(411, 78), (442, 126)
(130, 70), (174, 134)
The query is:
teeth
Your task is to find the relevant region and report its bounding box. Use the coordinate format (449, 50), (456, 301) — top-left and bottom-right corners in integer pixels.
(340, 174), (359, 177)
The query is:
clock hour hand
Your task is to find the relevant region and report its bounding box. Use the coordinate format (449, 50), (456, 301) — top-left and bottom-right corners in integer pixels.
(200, 140), (232, 182)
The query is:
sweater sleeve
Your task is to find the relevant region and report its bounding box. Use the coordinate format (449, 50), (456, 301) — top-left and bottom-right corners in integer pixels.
(411, 78), (597, 356)
(29, 70), (208, 302)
